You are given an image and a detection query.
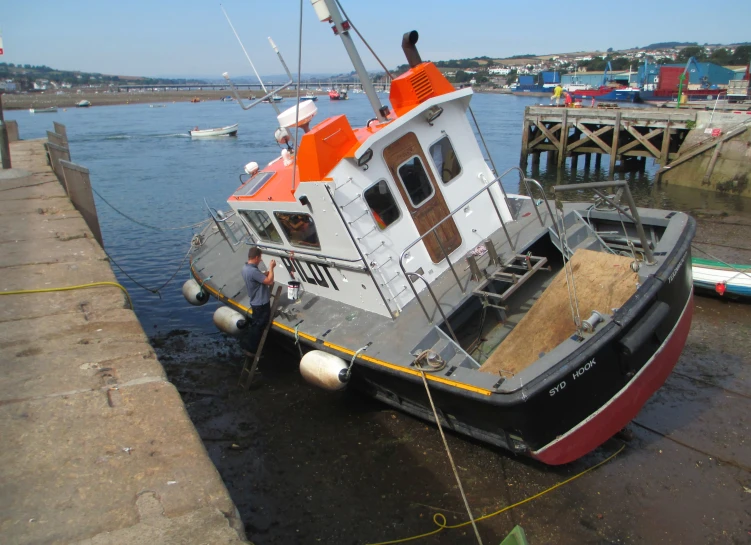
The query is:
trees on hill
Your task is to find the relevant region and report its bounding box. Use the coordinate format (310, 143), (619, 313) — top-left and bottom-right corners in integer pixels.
(731, 46), (751, 65)
(677, 46), (707, 62)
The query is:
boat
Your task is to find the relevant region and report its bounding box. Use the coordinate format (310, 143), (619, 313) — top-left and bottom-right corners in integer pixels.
(329, 89), (348, 100)
(221, 95), (235, 102)
(262, 95), (284, 103)
(149, 104), (166, 108)
(300, 94), (318, 101)
(572, 87), (641, 103)
(76, 100), (91, 108)
(692, 257), (751, 298)
(183, 2), (695, 465)
(190, 97), (202, 103)
(29, 107), (57, 114)
(189, 123), (238, 138)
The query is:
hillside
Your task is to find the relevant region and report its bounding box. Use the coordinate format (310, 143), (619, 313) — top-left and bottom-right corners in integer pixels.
(0, 62), (207, 91)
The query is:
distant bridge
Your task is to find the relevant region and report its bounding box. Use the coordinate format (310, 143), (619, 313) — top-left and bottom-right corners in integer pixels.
(116, 82), (390, 92)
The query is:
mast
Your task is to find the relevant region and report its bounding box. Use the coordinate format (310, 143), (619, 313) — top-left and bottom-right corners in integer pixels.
(313, 0), (389, 122)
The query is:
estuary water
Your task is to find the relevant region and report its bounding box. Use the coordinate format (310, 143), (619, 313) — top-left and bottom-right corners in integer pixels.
(7, 93), (748, 333)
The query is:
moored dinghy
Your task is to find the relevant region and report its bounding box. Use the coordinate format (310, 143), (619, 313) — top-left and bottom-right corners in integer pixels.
(692, 257), (751, 298)
(189, 124), (239, 138)
(183, 0), (695, 465)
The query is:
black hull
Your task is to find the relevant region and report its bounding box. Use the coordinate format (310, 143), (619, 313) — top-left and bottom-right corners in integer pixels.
(197, 218), (695, 465)
(288, 218), (696, 463)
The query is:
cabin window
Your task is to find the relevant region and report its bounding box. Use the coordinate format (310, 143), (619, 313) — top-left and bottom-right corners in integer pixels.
(429, 136), (462, 184)
(397, 156), (434, 207)
(239, 210), (282, 243)
(274, 212), (321, 249)
(364, 180), (401, 230)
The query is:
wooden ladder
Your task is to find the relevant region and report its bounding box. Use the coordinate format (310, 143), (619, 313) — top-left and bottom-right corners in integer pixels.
(238, 285), (283, 390)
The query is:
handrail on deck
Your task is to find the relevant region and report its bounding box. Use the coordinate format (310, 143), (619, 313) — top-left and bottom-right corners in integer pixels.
(406, 272), (459, 344)
(398, 168), (555, 325)
(551, 181), (655, 264)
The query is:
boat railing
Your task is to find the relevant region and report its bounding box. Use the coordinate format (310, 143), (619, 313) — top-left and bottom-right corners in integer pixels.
(207, 206), (243, 252)
(398, 168), (553, 325)
(551, 181), (655, 264)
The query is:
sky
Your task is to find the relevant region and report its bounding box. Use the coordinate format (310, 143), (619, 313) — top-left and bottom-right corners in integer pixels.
(1, 0), (750, 78)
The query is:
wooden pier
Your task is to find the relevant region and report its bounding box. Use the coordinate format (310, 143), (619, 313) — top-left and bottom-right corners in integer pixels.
(520, 105), (697, 177)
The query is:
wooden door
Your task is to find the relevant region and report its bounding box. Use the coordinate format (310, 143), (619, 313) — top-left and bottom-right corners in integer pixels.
(383, 132), (462, 263)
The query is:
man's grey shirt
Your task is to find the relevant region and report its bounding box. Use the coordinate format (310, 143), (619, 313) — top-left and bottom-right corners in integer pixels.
(242, 263), (270, 306)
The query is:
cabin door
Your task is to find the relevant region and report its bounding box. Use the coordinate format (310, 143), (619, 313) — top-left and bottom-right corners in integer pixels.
(383, 132), (462, 263)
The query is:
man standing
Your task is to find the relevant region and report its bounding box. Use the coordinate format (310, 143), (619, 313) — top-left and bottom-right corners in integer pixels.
(551, 84), (563, 106)
(241, 247), (276, 355)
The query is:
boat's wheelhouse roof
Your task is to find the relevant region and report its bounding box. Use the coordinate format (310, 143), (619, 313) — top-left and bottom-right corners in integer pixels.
(229, 61), (461, 205)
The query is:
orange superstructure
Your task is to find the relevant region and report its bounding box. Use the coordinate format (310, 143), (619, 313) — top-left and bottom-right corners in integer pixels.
(297, 115), (358, 182)
(389, 62), (456, 117)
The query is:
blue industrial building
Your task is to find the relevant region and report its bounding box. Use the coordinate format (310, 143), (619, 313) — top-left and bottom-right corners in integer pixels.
(635, 62), (736, 87)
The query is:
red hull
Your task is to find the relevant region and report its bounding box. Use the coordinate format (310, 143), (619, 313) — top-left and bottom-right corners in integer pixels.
(571, 86), (613, 98)
(530, 292), (694, 465)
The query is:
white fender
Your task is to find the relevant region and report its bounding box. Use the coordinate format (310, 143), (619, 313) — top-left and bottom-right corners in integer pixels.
(300, 350), (349, 391)
(212, 306), (247, 336)
(182, 279), (209, 306)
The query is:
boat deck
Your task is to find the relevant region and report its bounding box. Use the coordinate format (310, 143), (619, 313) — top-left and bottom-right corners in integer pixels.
(192, 197), (678, 396)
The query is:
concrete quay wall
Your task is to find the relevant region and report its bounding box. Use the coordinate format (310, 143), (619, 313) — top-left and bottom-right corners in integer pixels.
(662, 110), (751, 197)
(0, 139), (247, 544)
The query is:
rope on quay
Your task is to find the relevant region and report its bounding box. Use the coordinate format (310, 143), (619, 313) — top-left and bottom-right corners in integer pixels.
(0, 180), (58, 192)
(90, 185), (211, 231)
(0, 281), (133, 310)
(365, 443), (626, 545)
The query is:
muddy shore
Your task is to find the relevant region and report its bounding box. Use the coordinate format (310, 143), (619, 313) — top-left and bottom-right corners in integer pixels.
(1, 89), (321, 111)
(153, 213), (751, 544)
(2, 87), (511, 111)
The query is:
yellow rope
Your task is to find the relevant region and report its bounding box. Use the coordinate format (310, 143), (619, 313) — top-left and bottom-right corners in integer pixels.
(367, 443), (626, 545)
(0, 282), (133, 309)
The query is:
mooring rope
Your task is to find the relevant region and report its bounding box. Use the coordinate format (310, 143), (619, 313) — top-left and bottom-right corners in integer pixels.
(0, 281), (133, 309)
(102, 243), (193, 299)
(90, 184), (211, 232)
(366, 442), (626, 545)
(413, 350), (484, 545)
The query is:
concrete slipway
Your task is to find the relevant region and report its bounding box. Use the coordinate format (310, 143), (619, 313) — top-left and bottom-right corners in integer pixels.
(0, 140), (247, 544)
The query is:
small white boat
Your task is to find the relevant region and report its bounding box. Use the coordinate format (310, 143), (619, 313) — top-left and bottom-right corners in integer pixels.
(76, 100), (91, 108)
(29, 107), (58, 114)
(300, 95), (318, 101)
(692, 258), (751, 298)
(149, 104), (166, 108)
(189, 124), (238, 138)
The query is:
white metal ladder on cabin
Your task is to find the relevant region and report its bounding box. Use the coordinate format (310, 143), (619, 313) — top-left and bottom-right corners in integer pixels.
(331, 178), (407, 312)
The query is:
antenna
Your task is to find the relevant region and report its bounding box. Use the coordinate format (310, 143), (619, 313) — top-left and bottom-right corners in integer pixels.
(220, 4), (283, 115)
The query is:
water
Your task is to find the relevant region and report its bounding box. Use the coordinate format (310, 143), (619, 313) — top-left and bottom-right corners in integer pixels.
(7, 94), (750, 334)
